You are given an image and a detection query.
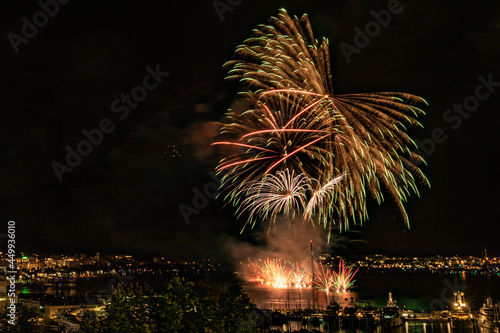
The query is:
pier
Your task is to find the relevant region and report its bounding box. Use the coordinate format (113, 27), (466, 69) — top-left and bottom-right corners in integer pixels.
(252, 292), (499, 332)
(256, 308), (489, 332)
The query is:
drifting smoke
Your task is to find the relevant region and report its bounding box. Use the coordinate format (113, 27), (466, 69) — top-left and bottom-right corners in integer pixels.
(226, 216), (362, 278)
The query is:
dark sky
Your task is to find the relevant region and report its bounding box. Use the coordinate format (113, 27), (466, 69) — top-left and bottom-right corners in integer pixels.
(0, 0), (499, 259)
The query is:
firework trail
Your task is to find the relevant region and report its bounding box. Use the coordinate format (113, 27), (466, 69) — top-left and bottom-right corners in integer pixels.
(334, 258), (358, 292)
(304, 173), (346, 242)
(215, 8), (429, 233)
(313, 261), (335, 294)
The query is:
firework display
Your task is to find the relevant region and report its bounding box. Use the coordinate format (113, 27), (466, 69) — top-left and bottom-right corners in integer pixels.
(246, 257), (358, 292)
(238, 169), (345, 230)
(313, 260), (335, 293)
(238, 169), (310, 227)
(334, 258), (359, 292)
(246, 258), (310, 288)
(215, 9), (429, 233)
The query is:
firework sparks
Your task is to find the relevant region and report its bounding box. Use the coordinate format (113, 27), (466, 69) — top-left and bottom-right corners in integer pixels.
(214, 92), (339, 209)
(237, 168), (347, 231)
(313, 261), (335, 294)
(289, 261), (309, 288)
(246, 258), (310, 288)
(304, 173), (346, 228)
(238, 169), (310, 228)
(216, 8), (429, 234)
(245, 257), (357, 292)
(334, 258), (358, 292)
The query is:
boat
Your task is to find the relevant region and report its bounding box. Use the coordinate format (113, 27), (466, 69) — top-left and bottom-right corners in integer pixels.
(340, 297), (360, 331)
(382, 291), (403, 328)
(360, 300), (380, 332)
(322, 298), (341, 331)
(449, 291), (473, 330)
(324, 298), (340, 316)
(478, 296), (500, 332)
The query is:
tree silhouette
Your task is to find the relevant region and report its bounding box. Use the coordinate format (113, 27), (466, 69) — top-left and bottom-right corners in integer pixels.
(81, 276), (258, 333)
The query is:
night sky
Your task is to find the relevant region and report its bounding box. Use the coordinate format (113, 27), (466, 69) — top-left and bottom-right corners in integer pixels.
(1, 1), (499, 260)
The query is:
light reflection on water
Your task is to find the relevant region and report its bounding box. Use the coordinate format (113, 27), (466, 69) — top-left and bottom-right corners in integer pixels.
(244, 270), (500, 311)
(243, 281), (358, 310)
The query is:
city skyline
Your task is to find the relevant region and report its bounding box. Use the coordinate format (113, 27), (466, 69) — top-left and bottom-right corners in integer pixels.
(0, 1), (499, 260)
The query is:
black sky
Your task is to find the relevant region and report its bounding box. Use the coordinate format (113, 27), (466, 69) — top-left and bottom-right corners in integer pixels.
(0, 0), (499, 259)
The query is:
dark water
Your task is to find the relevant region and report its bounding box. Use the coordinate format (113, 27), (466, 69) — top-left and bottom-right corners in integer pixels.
(242, 271), (500, 332)
(243, 281), (358, 310)
(244, 270), (500, 311)
(20, 273), (163, 301)
(353, 270), (500, 310)
(21, 270), (500, 311)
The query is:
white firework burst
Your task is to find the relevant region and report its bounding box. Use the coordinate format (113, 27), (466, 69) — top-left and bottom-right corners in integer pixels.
(238, 169), (310, 227)
(304, 173), (346, 226)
